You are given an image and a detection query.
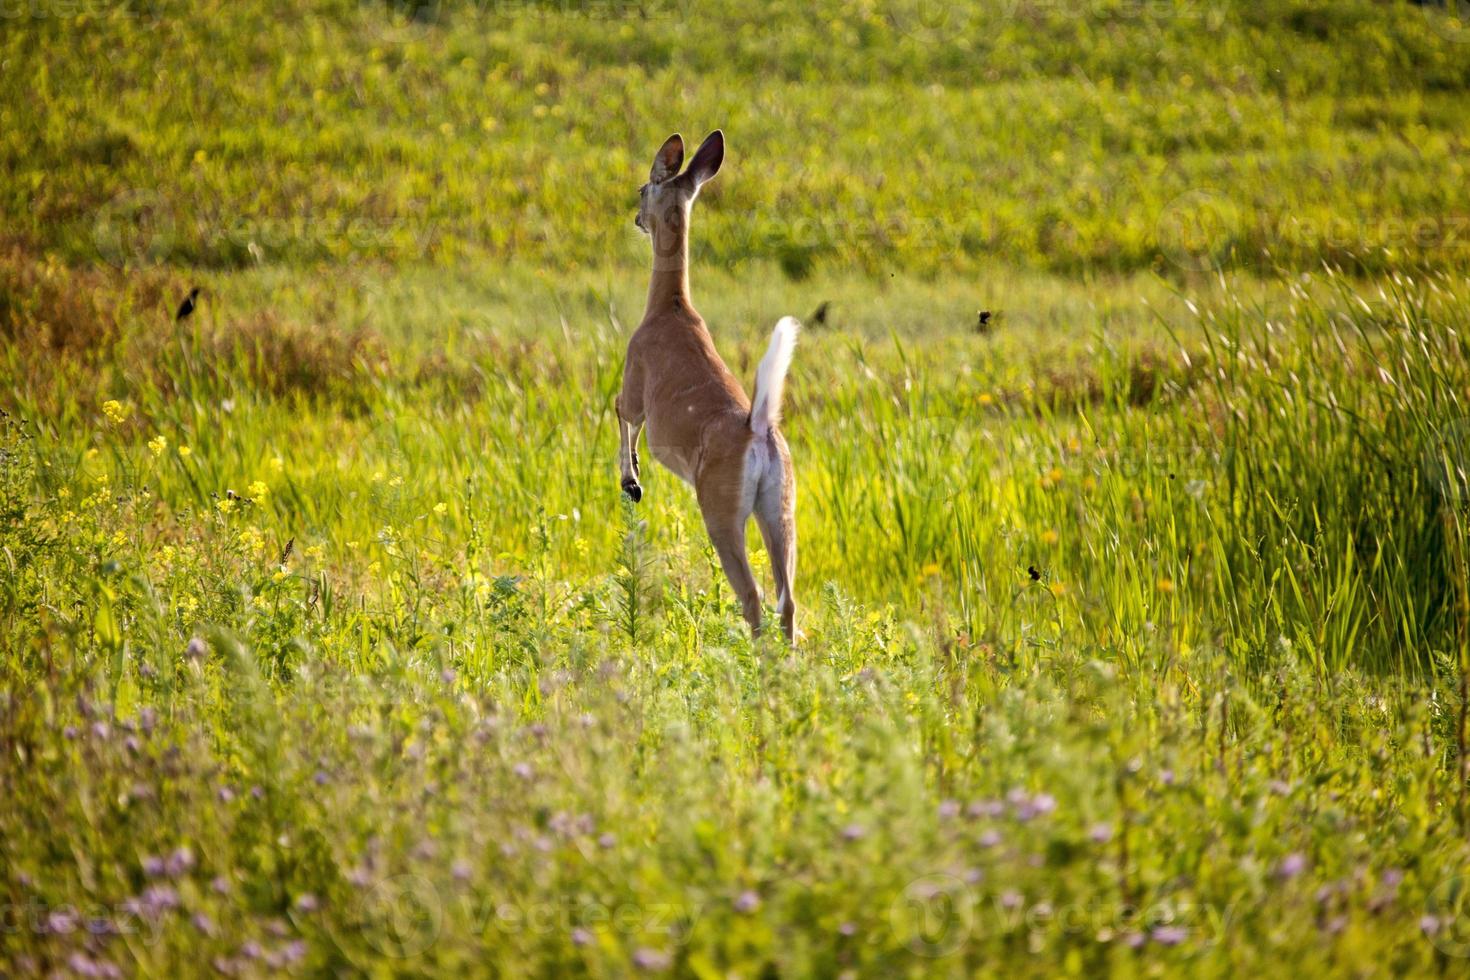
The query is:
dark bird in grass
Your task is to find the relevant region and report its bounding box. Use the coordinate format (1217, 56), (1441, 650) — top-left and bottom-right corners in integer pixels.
(1027, 565), (1042, 581)
(811, 301), (830, 327)
(175, 286), (201, 323)
(976, 310), (994, 335)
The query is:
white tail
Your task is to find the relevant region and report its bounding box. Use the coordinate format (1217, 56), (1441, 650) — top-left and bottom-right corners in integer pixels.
(751, 316), (799, 436)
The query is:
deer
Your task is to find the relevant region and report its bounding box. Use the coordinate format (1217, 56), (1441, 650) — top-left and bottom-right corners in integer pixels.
(617, 129), (800, 643)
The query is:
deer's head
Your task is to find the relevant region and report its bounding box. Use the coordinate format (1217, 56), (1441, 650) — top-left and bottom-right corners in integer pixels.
(635, 130), (724, 268)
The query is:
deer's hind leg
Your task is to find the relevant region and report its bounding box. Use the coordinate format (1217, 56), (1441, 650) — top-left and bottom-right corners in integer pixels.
(753, 438), (797, 643)
(696, 448), (763, 636)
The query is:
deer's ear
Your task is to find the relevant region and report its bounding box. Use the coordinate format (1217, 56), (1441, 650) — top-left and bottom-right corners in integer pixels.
(685, 130), (724, 189)
(650, 134), (684, 184)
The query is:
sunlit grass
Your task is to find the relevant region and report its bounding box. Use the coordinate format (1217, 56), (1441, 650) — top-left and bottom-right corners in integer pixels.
(7, 0), (1470, 974)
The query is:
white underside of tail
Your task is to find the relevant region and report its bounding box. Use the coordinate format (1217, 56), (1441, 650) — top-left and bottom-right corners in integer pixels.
(751, 316), (799, 436)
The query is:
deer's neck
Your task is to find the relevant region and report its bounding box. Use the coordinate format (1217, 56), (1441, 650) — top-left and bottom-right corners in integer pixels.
(645, 224), (692, 317)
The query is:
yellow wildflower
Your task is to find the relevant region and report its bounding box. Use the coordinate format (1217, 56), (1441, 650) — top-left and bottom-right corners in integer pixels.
(148, 435), (167, 457)
(433, 502), (448, 516)
(178, 445), (192, 459)
(1040, 528), (1059, 546)
(102, 399), (128, 424)
(1157, 577), (1175, 593)
(978, 393), (995, 407)
(247, 480), (269, 500)
(217, 498), (235, 514)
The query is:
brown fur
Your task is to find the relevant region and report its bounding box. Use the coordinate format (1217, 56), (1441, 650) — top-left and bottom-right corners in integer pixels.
(617, 131), (799, 642)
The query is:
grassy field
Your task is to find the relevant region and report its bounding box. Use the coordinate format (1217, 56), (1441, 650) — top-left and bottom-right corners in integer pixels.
(6, 0), (1470, 976)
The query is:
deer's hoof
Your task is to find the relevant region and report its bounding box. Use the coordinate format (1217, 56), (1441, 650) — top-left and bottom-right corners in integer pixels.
(621, 479), (643, 503)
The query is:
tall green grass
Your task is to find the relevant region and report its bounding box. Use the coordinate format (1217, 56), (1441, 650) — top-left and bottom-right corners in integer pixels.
(6, 0), (1470, 974)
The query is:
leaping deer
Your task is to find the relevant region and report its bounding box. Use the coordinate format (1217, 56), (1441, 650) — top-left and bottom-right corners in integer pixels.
(617, 130), (800, 643)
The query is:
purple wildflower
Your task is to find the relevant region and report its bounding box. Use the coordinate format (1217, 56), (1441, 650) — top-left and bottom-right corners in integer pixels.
(966, 799), (1004, 819)
(938, 799), (961, 820)
(313, 770), (329, 786)
(840, 823), (866, 842)
(86, 916), (117, 935)
(142, 855), (166, 877)
(218, 785), (236, 803)
(598, 832), (616, 849)
(632, 947), (671, 971)
(46, 909), (78, 934)
(67, 953), (115, 978)
(1151, 925), (1188, 946)
(734, 890), (761, 914)
(999, 890), (1023, 910)
(211, 875), (232, 895)
(452, 859), (472, 882)
(571, 927), (593, 947)
(1421, 914), (1442, 936)
(838, 921), (857, 937)
(140, 884), (180, 916)
(1087, 822), (1113, 844)
(978, 829), (1002, 848)
(165, 846), (195, 876)
(185, 637), (207, 661)
(440, 667), (457, 684)
(295, 893), (319, 912)
(192, 912), (216, 936)
(1276, 853), (1308, 880)
(512, 763), (534, 780)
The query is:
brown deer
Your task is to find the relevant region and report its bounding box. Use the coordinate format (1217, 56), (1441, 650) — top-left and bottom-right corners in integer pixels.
(617, 130), (800, 643)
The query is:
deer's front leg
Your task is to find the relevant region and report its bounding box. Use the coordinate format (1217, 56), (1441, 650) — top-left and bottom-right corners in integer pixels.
(616, 394), (644, 503)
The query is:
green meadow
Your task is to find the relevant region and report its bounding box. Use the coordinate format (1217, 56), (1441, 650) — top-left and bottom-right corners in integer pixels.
(5, 0), (1470, 975)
